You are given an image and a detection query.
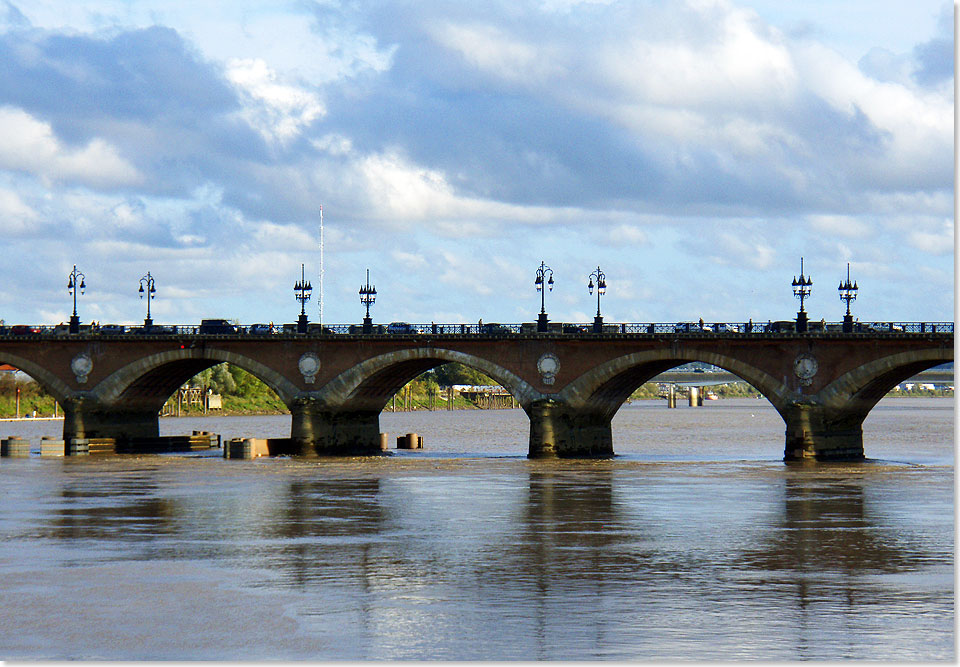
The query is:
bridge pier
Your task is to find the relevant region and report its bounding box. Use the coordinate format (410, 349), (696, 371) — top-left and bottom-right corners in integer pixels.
(527, 400), (613, 458)
(62, 398), (159, 444)
(290, 400), (384, 456)
(782, 403), (865, 462)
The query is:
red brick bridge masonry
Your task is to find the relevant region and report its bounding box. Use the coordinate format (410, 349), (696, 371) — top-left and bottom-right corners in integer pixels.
(0, 331), (951, 461)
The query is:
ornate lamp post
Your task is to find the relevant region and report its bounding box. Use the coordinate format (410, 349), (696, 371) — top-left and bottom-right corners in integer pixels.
(138, 272), (156, 329)
(587, 266), (607, 333)
(359, 269), (376, 334)
(294, 263), (312, 333)
(535, 261), (554, 332)
(838, 262), (858, 333)
(67, 264), (86, 334)
(792, 257), (812, 333)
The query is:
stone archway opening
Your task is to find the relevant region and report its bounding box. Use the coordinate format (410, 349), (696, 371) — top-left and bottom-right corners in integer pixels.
(68, 349), (301, 447)
(558, 353), (786, 460)
(297, 350), (539, 456)
(375, 362), (530, 455)
(0, 363), (63, 420)
(162, 362), (287, 418)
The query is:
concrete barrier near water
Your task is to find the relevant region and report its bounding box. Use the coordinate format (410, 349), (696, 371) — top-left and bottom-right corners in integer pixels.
(396, 433), (423, 449)
(224, 437), (298, 459)
(1, 436), (31, 457)
(41, 436), (65, 457)
(67, 438), (90, 456)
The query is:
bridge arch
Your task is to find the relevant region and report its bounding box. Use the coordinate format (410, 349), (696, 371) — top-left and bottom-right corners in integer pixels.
(90, 347), (302, 410)
(311, 347), (542, 411)
(0, 352), (74, 407)
(557, 348), (786, 419)
(817, 348), (952, 418)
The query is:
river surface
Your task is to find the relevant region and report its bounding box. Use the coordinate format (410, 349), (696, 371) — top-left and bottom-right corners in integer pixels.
(0, 397), (952, 660)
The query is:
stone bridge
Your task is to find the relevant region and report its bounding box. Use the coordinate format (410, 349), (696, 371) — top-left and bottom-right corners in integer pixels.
(0, 329), (951, 461)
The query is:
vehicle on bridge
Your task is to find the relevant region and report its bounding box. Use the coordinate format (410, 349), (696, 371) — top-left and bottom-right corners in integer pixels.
(387, 322), (415, 334)
(199, 319), (237, 334)
(98, 324), (127, 335)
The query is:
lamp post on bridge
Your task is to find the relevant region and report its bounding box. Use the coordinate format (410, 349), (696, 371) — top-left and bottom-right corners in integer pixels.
(67, 264), (86, 334)
(535, 261), (554, 332)
(792, 257), (812, 333)
(294, 264), (312, 333)
(359, 269), (376, 334)
(138, 272), (156, 330)
(588, 266), (607, 333)
(838, 262), (858, 333)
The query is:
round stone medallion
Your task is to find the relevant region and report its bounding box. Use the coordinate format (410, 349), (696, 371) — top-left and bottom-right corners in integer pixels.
(537, 353), (559, 385)
(793, 353), (818, 385)
(71, 353), (93, 383)
(298, 352), (320, 383)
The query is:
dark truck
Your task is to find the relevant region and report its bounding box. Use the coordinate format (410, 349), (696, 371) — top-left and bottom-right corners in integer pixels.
(199, 319), (237, 334)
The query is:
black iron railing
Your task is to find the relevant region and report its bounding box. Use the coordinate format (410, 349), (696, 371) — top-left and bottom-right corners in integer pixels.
(0, 320), (953, 337)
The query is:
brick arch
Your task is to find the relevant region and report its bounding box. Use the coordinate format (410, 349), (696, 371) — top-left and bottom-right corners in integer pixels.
(311, 347), (542, 412)
(0, 352), (73, 406)
(817, 347), (953, 418)
(90, 348), (302, 409)
(557, 348), (786, 420)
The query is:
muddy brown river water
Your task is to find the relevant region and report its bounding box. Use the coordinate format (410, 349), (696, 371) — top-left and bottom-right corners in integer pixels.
(0, 397), (952, 660)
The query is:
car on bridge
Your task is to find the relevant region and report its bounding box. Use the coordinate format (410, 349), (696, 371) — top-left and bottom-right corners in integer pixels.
(248, 323), (274, 335)
(387, 322), (415, 334)
(98, 324), (127, 335)
(480, 323), (515, 335)
(199, 319), (237, 334)
(9, 325), (40, 336)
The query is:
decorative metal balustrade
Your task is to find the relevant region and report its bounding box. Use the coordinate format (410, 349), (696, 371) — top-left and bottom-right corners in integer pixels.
(0, 320), (953, 337)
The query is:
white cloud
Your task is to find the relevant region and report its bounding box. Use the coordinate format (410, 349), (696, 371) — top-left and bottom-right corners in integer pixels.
(0, 106), (142, 187)
(0, 187), (37, 234)
(357, 150), (571, 226)
(707, 231), (777, 270)
(906, 220), (953, 255)
(429, 21), (563, 86)
(226, 58), (325, 142)
(808, 214), (872, 238)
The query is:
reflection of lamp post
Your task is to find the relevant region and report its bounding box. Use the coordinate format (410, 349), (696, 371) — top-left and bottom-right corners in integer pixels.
(67, 264), (86, 334)
(587, 266), (607, 333)
(359, 269), (376, 334)
(792, 257), (812, 333)
(838, 262), (858, 333)
(534, 261), (554, 332)
(138, 271), (156, 329)
(294, 263), (312, 333)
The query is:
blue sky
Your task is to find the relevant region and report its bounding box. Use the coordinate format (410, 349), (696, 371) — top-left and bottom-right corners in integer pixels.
(0, 0), (953, 328)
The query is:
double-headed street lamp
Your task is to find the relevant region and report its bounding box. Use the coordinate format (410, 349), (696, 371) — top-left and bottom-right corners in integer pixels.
(138, 272), (156, 329)
(67, 264), (86, 334)
(535, 261), (554, 332)
(838, 262), (858, 333)
(792, 257), (813, 333)
(294, 264), (312, 333)
(359, 269), (376, 334)
(587, 266), (607, 333)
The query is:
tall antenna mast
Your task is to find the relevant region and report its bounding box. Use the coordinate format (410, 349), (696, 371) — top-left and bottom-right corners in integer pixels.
(318, 206), (324, 327)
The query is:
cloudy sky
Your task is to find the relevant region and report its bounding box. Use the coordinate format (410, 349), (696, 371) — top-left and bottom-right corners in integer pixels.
(0, 0), (953, 328)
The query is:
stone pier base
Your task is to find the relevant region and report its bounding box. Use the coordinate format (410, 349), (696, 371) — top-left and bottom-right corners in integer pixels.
(782, 404), (865, 461)
(62, 401), (159, 445)
(290, 403), (384, 456)
(527, 400), (613, 458)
